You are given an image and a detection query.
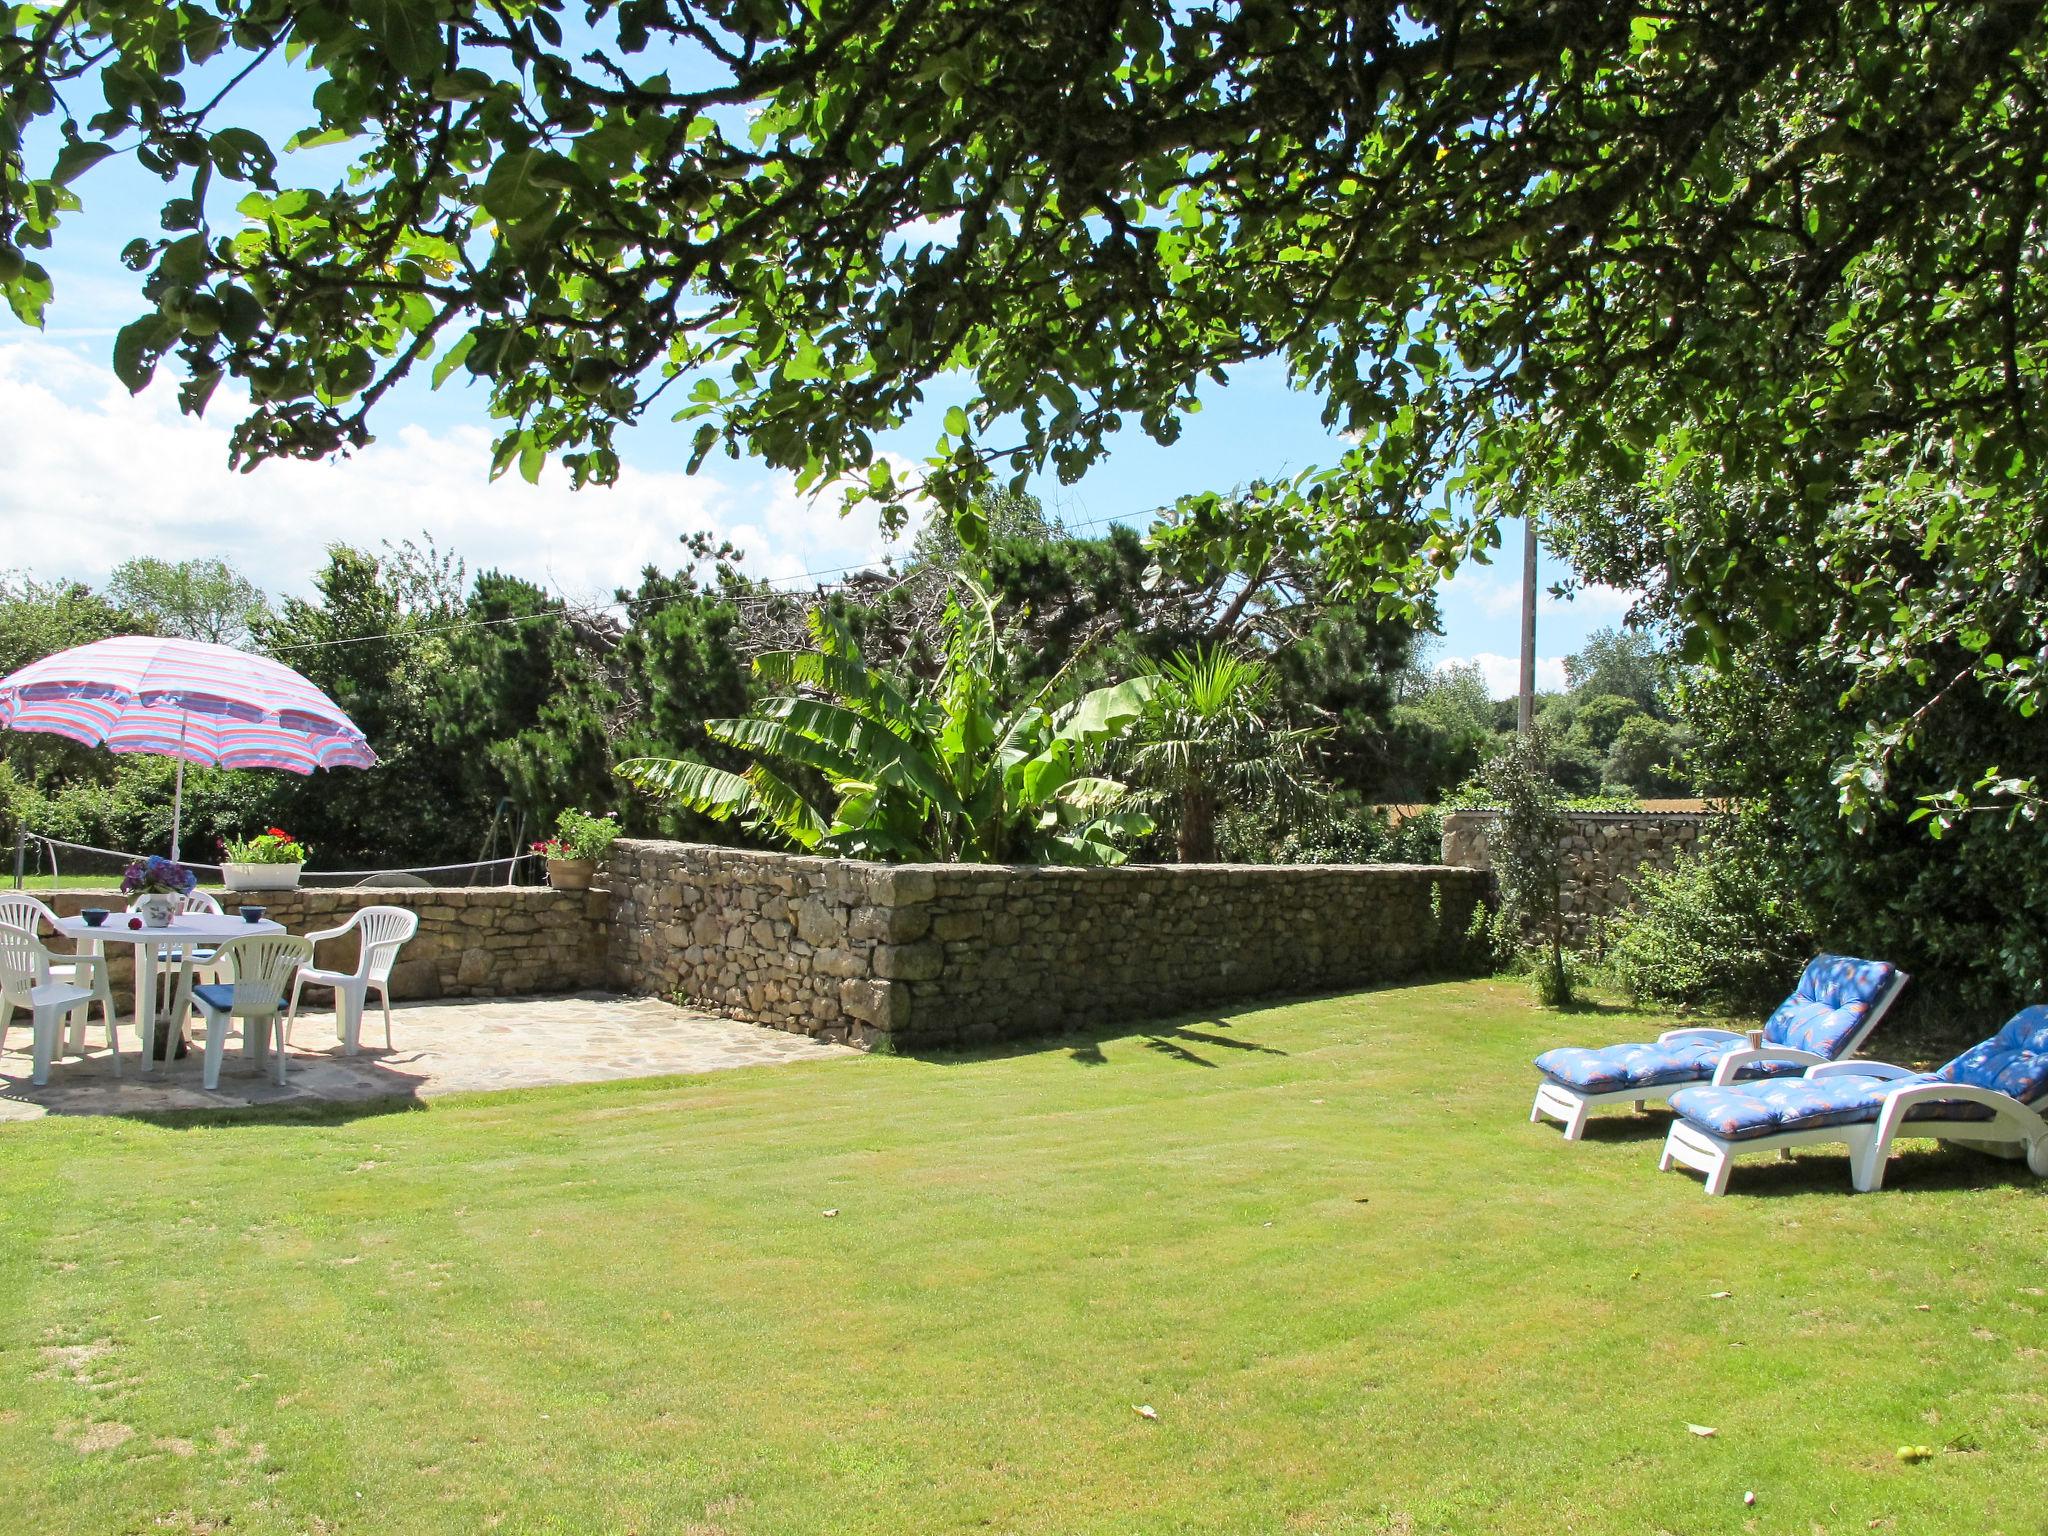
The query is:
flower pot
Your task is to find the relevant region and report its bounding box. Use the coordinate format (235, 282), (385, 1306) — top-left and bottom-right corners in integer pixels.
(547, 857), (596, 891)
(223, 861), (304, 892)
(136, 894), (179, 928)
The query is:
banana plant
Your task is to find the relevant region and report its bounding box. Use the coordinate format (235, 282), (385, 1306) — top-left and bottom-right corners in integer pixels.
(617, 581), (1157, 864)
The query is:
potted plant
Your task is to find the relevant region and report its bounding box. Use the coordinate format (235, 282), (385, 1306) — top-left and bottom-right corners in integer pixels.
(534, 809), (619, 891)
(121, 855), (199, 927)
(220, 827), (310, 891)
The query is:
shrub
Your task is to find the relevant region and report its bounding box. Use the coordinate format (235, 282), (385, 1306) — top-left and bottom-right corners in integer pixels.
(1225, 797), (1446, 866)
(1608, 809), (1815, 1013)
(1479, 731), (1572, 1005)
(1529, 947), (1580, 1007)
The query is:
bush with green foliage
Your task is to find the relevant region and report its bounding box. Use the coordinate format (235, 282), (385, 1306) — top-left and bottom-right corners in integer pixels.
(1477, 731), (1571, 1006)
(1607, 809), (1816, 1015)
(1224, 796), (1445, 867)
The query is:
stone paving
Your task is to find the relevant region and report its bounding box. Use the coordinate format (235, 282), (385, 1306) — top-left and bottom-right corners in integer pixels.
(0, 993), (853, 1122)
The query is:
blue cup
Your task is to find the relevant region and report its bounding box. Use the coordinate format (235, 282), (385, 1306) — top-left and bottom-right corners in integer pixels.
(239, 905), (267, 924)
(79, 908), (109, 928)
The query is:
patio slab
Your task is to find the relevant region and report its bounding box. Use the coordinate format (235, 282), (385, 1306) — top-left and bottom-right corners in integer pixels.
(0, 993), (853, 1121)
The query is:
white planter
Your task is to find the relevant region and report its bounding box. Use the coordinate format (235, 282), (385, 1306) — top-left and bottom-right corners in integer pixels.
(223, 861), (304, 892)
(136, 894), (179, 928)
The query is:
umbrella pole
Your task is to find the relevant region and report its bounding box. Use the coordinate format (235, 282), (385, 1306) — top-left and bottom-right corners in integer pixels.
(171, 713), (189, 861)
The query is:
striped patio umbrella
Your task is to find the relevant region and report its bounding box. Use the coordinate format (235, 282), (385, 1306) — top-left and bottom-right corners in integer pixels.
(0, 635), (376, 859)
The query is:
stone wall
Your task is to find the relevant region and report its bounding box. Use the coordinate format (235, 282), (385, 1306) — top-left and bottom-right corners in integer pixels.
(608, 839), (1490, 1049)
(33, 886), (608, 1013)
(1440, 809), (1719, 946)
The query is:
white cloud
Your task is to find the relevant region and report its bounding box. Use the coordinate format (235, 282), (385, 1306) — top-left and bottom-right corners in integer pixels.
(1457, 569), (1641, 622)
(1439, 652), (1569, 699)
(0, 338), (907, 602)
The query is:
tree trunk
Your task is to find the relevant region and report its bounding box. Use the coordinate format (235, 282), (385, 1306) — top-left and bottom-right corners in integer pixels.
(1178, 785), (1217, 863)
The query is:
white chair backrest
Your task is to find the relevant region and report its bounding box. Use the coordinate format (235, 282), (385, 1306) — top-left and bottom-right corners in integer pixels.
(0, 921), (53, 997)
(204, 934), (312, 1015)
(0, 893), (60, 939)
(126, 889), (222, 915)
(354, 906), (419, 984)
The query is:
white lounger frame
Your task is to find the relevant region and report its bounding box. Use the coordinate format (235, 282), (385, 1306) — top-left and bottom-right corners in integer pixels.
(1530, 967), (1910, 1141)
(1660, 1060), (2048, 1195)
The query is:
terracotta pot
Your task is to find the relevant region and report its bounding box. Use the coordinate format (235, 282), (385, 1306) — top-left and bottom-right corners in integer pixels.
(547, 857), (596, 891)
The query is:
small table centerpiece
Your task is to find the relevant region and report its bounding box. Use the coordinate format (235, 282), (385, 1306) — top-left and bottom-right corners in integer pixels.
(121, 855), (198, 927)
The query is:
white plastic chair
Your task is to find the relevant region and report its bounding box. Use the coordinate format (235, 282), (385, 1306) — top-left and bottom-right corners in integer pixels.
(180, 933), (312, 1090)
(0, 922), (116, 1085)
(286, 907), (419, 1054)
(155, 888), (229, 1012)
(0, 893), (118, 1052)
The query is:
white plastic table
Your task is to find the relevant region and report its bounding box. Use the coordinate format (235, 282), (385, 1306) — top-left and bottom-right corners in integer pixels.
(55, 913), (286, 1071)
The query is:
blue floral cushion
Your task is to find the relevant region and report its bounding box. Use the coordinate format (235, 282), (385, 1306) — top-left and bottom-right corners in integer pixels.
(1669, 1072), (1996, 1141)
(1939, 1005), (2048, 1102)
(1760, 955), (1899, 1056)
(1535, 1040), (1804, 1095)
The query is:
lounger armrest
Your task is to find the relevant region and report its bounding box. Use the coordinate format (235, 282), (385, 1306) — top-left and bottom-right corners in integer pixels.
(1877, 1081), (2045, 1124)
(1807, 1060), (1918, 1081)
(1868, 1081), (2048, 1173)
(1658, 1027), (1741, 1046)
(302, 923), (353, 948)
(1710, 1045), (1824, 1085)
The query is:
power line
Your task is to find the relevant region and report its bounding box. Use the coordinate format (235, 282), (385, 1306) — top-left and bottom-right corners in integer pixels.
(263, 508), (1143, 655)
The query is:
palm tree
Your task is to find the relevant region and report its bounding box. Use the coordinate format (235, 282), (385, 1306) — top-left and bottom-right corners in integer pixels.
(1127, 646), (1327, 863)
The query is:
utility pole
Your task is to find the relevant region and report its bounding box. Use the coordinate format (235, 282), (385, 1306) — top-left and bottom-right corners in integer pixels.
(1517, 511), (1538, 736)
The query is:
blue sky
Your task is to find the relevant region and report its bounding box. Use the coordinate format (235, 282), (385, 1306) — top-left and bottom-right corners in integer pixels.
(0, 36), (1627, 694)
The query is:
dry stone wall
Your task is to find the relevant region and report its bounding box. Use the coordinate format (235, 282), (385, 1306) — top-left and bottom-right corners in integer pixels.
(1440, 809), (1718, 946)
(608, 839), (1490, 1049)
(36, 886), (608, 1011)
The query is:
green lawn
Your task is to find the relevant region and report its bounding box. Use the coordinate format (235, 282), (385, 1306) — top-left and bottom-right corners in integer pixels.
(1, 979), (2041, 1534)
(9, 876), (227, 892)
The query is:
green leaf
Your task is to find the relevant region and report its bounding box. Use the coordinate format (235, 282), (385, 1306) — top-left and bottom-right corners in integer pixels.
(51, 140), (116, 186)
(207, 127), (276, 185)
(358, 0), (445, 76)
(479, 150), (560, 238)
(433, 331), (478, 387)
(112, 315), (177, 392)
(615, 756), (757, 816)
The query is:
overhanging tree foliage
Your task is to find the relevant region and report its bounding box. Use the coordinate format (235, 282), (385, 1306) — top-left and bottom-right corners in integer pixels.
(6, 1), (2047, 805)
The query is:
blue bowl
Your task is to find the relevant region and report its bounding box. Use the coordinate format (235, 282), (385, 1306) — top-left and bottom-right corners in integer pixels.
(79, 908), (109, 928)
(239, 905), (267, 924)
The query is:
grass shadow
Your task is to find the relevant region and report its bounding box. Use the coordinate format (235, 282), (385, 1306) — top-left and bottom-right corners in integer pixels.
(1142, 1036), (1219, 1068)
(1668, 1142), (2048, 1199)
(1567, 1107), (1678, 1143)
(0, 1087), (429, 1132)
(1543, 996), (1639, 1018)
(0, 1047), (436, 1132)
(897, 975), (1467, 1068)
